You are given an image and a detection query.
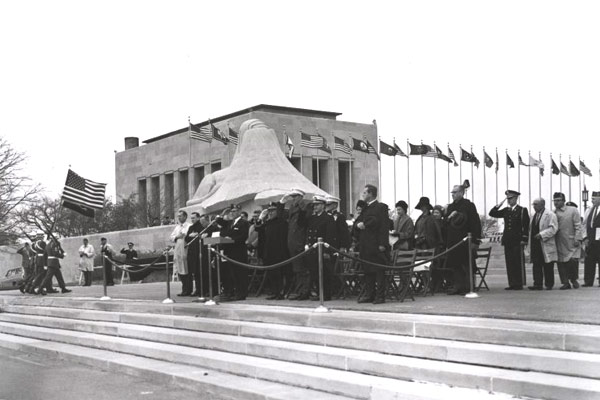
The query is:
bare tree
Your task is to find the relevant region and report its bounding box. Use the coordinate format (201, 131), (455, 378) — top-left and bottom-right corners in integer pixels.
(0, 138), (41, 244)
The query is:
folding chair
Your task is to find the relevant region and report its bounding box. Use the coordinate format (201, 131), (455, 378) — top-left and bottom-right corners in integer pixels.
(474, 247), (492, 291)
(334, 252), (363, 299)
(413, 248), (436, 296)
(390, 249), (416, 302)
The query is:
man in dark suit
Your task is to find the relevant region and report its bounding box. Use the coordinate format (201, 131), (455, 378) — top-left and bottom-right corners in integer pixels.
(583, 191), (600, 286)
(489, 190), (530, 290)
(281, 189), (310, 300)
(356, 184), (390, 304)
(185, 212), (204, 296)
(446, 184), (482, 295)
(218, 205), (250, 300)
(304, 196), (336, 301)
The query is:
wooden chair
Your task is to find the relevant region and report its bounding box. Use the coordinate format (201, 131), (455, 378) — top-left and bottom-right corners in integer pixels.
(334, 252), (363, 299)
(412, 248), (436, 296)
(474, 247), (492, 291)
(389, 249), (416, 302)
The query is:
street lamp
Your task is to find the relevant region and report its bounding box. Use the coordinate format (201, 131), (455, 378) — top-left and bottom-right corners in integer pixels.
(582, 185), (589, 211)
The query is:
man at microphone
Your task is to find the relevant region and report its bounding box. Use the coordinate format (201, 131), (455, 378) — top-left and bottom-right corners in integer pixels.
(489, 190), (530, 290)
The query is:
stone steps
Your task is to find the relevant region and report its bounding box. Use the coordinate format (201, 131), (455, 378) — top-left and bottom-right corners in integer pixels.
(1, 308), (599, 381)
(1, 305), (600, 399)
(0, 322), (515, 400)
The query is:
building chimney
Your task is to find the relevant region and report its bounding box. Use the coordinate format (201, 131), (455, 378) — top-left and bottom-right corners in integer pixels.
(124, 137), (139, 150)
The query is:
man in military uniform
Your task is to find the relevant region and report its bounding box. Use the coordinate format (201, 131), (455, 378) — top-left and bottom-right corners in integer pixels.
(356, 185), (390, 304)
(303, 196), (336, 301)
(280, 188), (310, 300)
(17, 242), (35, 293)
(489, 190), (530, 290)
(325, 195), (351, 253)
(30, 234), (56, 294)
(39, 237), (72, 295)
(446, 184), (482, 295)
(218, 205), (250, 300)
(120, 242), (138, 261)
(583, 191), (600, 287)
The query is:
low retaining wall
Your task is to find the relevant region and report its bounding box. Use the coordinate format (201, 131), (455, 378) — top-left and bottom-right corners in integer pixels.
(0, 246), (21, 276)
(59, 226), (174, 284)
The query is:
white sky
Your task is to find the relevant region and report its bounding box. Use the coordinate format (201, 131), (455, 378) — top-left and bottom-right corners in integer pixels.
(2, 0), (599, 215)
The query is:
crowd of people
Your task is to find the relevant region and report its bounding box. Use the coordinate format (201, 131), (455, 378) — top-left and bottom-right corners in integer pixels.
(15, 183), (600, 301)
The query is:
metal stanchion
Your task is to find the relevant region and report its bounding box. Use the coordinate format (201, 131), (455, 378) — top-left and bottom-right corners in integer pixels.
(100, 255), (111, 301)
(162, 250), (175, 304)
(465, 233), (479, 299)
(193, 237), (206, 303)
(520, 243), (527, 286)
(204, 245), (217, 305)
(314, 237), (330, 313)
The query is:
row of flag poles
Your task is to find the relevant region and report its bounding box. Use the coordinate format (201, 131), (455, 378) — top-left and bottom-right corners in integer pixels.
(187, 118), (596, 215)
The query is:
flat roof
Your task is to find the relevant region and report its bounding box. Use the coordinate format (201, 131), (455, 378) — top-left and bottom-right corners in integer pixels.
(143, 104), (342, 144)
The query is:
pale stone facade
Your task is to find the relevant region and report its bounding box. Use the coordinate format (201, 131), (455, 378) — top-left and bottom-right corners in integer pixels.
(115, 105), (379, 219)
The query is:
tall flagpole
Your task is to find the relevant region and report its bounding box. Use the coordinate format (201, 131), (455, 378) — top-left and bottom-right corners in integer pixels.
(373, 120), (381, 191)
(483, 146), (487, 220)
(568, 155), (572, 200)
(470, 145), (475, 202)
(559, 154), (563, 193)
(420, 140), (424, 197)
(505, 149), (509, 190)
(495, 147), (499, 204)
(538, 151), (542, 198)
(459, 144), (463, 184)
(518, 149), (521, 195)
(447, 143), (451, 204)
(433, 141), (438, 205)
(578, 157), (582, 209)
(407, 140), (411, 210)
(549, 153), (553, 202)
(348, 134), (353, 213)
(393, 137), (397, 205)
(528, 150), (532, 211)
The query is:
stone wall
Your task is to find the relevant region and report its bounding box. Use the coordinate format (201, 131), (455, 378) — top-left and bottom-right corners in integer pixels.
(0, 246), (21, 277)
(59, 226), (174, 284)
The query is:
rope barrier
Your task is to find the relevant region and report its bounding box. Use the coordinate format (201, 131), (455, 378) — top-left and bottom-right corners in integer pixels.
(208, 247), (314, 270)
(103, 253), (167, 274)
(327, 237), (469, 270)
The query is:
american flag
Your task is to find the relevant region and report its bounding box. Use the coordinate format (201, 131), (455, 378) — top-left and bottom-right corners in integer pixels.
(560, 162), (571, 176)
(334, 136), (352, 155)
(448, 147), (458, 166)
(300, 132), (323, 148)
(189, 122), (212, 143)
(365, 136), (379, 159)
(210, 121), (228, 145)
(61, 169), (106, 217)
(228, 127), (239, 145)
(580, 160), (592, 176)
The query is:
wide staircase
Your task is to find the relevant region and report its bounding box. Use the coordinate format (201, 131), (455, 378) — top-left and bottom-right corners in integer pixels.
(1, 296), (599, 400)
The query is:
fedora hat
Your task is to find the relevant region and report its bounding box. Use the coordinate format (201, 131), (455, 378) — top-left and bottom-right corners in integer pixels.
(415, 196), (433, 210)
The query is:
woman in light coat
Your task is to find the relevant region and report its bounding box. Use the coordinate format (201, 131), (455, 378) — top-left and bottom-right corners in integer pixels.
(78, 238), (95, 286)
(170, 210), (191, 295)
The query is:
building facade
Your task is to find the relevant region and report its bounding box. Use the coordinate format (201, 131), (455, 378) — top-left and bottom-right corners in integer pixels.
(115, 104), (378, 219)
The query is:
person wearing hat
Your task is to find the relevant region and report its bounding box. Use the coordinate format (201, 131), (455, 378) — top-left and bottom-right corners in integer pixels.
(582, 191), (600, 286)
(356, 184), (390, 304)
(100, 237), (116, 286)
(78, 238), (95, 286)
(30, 234), (57, 294)
(120, 242), (138, 261)
(39, 236), (72, 295)
(325, 195), (351, 254)
(445, 184), (482, 295)
(553, 192), (583, 289)
(301, 195), (336, 301)
(489, 190), (530, 290)
(528, 198), (558, 290)
(414, 197), (442, 250)
(217, 204), (250, 300)
(255, 202), (291, 300)
(17, 241), (35, 293)
(280, 188), (310, 300)
(170, 211), (192, 296)
(391, 200), (414, 251)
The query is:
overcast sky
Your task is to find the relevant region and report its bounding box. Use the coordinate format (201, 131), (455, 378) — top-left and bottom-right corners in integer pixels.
(2, 1), (599, 214)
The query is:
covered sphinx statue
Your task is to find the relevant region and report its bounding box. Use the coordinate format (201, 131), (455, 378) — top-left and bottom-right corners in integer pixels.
(182, 119), (330, 214)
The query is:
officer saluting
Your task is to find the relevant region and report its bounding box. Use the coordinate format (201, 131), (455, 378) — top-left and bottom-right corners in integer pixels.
(303, 196), (336, 301)
(489, 190), (530, 290)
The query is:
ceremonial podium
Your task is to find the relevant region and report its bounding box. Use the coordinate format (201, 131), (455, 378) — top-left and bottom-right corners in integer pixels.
(202, 237), (234, 305)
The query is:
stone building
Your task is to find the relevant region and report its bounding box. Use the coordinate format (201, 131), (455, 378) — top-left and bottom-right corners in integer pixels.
(115, 104), (378, 218)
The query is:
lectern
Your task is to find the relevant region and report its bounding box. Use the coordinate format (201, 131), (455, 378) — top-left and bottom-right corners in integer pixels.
(202, 237), (234, 305)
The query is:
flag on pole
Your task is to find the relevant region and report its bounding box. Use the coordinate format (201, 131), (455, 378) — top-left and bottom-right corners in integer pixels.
(435, 145), (452, 163)
(484, 151), (494, 168)
(334, 136), (352, 155)
(422, 144), (440, 158)
(284, 133), (294, 157)
(447, 147), (458, 166)
(495, 150), (499, 173)
(189, 122), (212, 143)
(209, 120), (228, 144)
(518, 154), (529, 166)
(409, 142), (433, 155)
(301, 132), (323, 148)
(529, 155), (545, 176)
(379, 140), (398, 156)
(228, 127), (239, 145)
(506, 153), (515, 168)
(560, 162), (571, 176)
(366, 139), (379, 159)
(394, 142), (408, 158)
(551, 159), (560, 175)
(569, 161), (580, 176)
(319, 136), (332, 154)
(352, 137), (369, 153)
(580, 160), (592, 176)
(460, 148), (480, 167)
(61, 169), (107, 218)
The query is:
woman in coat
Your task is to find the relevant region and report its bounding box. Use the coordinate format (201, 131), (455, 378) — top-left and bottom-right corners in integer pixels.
(391, 200), (414, 250)
(414, 197), (442, 250)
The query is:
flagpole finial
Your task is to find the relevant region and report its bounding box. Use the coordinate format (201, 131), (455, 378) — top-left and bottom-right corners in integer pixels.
(188, 116), (190, 123)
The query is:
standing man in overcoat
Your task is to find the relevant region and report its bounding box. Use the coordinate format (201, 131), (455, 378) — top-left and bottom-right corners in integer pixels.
(489, 190), (530, 290)
(218, 205), (250, 300)
(582, 191), (600, 287)
(553, 192), (583, 290)
(528, 198), (558, 290)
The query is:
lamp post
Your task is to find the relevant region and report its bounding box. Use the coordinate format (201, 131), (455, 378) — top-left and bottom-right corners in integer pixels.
(582, 185), (589, 211)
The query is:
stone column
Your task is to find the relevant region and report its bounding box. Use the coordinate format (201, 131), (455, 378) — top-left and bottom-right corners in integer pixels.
(159, 174), (166, 218)
(173, 170), (181, 209)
